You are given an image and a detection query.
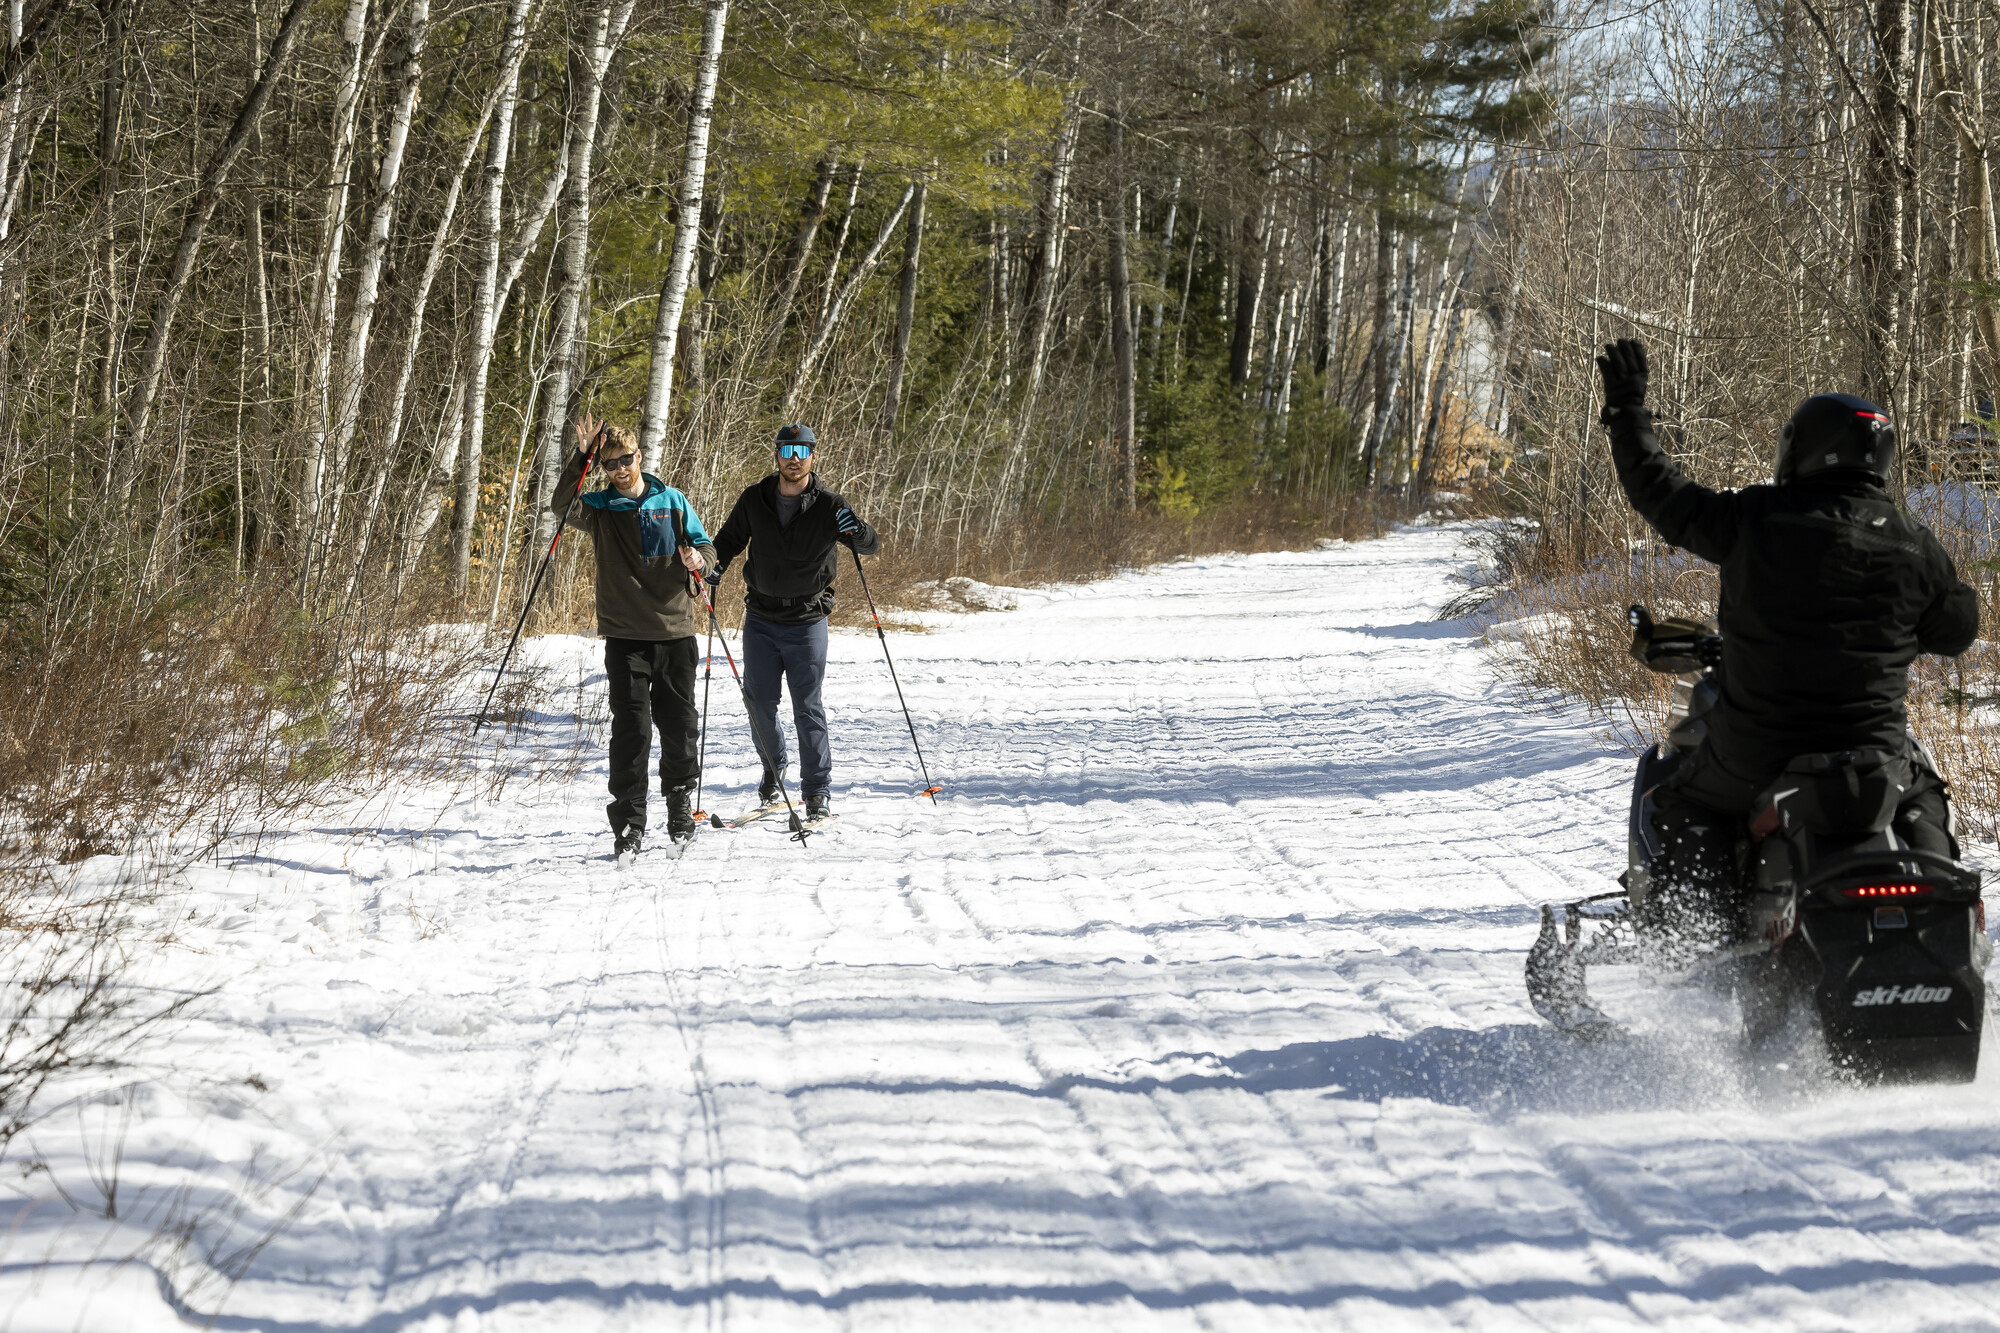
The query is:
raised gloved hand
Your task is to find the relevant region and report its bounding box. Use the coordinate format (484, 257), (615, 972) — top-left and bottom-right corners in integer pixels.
(1596, 338), (1648, 412)
(834, 506), (862, 536)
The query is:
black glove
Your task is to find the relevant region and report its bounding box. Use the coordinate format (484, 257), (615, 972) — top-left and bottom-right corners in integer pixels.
(834, 506), (861, 536)
(704, 562), (726, 587)
(1596, 338), (1648, 413)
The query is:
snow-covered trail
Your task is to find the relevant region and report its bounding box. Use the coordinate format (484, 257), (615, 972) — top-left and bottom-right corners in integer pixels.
(19, 523), (2000, 1332)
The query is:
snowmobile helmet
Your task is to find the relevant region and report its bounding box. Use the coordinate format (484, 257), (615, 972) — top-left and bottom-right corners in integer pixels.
(1774, 393), (1896, 484)
(774, 423), (816, 449)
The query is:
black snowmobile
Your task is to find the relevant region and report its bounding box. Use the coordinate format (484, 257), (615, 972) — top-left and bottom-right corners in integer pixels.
(1526, 605), (1990, 1083)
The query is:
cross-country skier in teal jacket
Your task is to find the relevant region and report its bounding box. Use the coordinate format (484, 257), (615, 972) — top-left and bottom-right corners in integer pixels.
(549, 415), (716, 856)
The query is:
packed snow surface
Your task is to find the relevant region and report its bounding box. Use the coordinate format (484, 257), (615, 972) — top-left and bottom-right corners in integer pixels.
(16, 524), (2000, 1331)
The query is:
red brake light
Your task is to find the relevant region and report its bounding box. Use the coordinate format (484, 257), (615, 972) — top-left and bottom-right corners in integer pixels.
(1842, 883), (1933, 900)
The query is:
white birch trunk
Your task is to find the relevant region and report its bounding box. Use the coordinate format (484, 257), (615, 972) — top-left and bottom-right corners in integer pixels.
(811, 163), (865, 337)
(496, 138), (569, 314)
(299, 0), (373, 545)
(1148, 169), (1180, 364)
(638, 0), (729, 454)
(376, 43), (522, 490)
(529, 0), (637, 544)
(452, 0), (537, 596)
(784, 180), (917, 412)
(0, 0), (26, 246)
(406, 378), (469, 564)
(1363, 237), (1419, 484)
(325, 0), (430, 543)
(1019, 98), (1078, 430)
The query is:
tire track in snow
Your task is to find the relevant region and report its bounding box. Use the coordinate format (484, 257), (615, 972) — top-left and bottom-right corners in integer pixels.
(651, 867), (731, 1330)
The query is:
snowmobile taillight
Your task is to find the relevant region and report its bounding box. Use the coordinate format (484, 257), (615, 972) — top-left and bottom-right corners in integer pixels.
(1841, 883), (1933, 900)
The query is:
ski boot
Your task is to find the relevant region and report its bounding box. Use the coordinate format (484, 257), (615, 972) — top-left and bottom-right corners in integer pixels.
(614, 824), (643, 865)
(666, 785), (696, 843)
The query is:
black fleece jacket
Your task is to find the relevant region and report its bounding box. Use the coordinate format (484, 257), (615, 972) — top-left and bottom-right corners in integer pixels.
(711, 473), (880, 624)
(1606, 404), (1978, 782)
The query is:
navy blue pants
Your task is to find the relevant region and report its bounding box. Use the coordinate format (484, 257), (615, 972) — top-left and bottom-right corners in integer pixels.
(741, 612), (831, 796)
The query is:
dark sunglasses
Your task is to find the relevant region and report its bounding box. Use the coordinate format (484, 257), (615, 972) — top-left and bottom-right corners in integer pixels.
(598, 453), (638, 471)
(777, 443), (813, 460)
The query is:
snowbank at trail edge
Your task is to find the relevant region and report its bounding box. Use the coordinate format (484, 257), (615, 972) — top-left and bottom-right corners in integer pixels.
(8, 522), (2000, 1332)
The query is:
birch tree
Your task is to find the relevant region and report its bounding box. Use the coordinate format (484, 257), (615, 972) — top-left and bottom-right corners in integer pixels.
(638, 0), (729, 454)
(528, 0), (637, 544)
(450, 0), (537, 595)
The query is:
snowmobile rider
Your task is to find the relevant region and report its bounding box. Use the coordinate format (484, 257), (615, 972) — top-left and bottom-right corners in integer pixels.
(1596, 338), (1978, 924)
(706, 423), (879, 822)
(550, 414), (716, 856)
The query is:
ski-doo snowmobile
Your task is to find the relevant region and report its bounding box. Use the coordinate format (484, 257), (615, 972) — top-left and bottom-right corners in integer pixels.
(1527, 605), (1990, 1083)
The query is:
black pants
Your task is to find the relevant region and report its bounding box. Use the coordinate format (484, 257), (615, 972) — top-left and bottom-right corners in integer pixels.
(1648, 743), (1957, 934)
(604, 636), (700, 835)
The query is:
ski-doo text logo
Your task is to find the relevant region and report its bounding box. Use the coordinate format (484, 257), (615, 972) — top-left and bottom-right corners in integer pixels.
(1850, 984), (1953, 1007)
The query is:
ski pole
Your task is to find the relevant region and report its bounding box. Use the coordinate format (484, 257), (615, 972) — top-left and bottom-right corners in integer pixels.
(680, 511), (716, 823)
(473, 435), (600, 734)
(700, 580), (813, 846)
(694, 618), (714, 822)
(847, 546), (940, 803)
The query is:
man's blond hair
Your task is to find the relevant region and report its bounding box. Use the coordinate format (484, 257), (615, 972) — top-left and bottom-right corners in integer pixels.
(600, 423), (639, 453)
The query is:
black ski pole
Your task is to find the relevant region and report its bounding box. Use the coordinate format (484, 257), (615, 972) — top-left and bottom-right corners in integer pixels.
(700, 580), (813, 846)
(474, 440), (599, 734)
(847, 546), (940, 803)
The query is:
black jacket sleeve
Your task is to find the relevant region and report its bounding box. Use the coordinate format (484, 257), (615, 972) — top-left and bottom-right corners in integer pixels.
(1916, 537), (1979, 657)
(829, 492), (880, 556)
(711, 488), (752, 570)
(1605, 405), (1742, 564)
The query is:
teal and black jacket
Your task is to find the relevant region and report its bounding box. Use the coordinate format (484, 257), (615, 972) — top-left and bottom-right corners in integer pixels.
(550, 449), (716, 641)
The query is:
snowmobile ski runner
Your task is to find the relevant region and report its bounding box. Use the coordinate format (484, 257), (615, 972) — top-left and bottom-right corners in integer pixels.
(1527, 605), (1990, 1083)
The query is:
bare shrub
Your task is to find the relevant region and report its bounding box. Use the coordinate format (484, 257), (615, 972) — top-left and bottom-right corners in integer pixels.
(1477, 527), (1718, 751)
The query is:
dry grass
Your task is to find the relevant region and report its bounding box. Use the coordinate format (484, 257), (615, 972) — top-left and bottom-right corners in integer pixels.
(0, 579), (512, 876)
(1475, 526), (1719, 752)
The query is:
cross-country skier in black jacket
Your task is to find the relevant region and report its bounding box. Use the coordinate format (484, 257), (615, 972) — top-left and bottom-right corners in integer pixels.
(1597, 338), (1979, 915)
(708, 423), (879, 820)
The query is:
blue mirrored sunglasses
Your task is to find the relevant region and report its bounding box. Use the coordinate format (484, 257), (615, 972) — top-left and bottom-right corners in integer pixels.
(777, 443), (813, 459)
